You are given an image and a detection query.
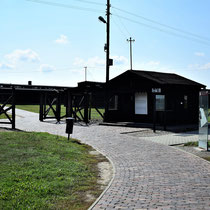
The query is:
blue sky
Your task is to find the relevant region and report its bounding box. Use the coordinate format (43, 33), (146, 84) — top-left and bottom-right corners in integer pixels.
(1, 0), (210, 88)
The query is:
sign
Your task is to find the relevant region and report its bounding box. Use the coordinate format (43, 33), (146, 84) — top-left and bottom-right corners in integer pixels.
(199, 91), (208, 96)
(152, 88), (161, 93)
(199, 90), (209, 150)
(199, 108), (208, 127)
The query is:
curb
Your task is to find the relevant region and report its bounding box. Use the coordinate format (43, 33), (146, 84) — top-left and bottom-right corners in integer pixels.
(171, 145), (210, 165)
(88, 147), (116, 210)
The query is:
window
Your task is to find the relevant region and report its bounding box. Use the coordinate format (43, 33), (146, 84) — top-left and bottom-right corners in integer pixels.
(135, 92), (148, 115)
(109, 95), (118, 110)
(156, 95), (165, 111)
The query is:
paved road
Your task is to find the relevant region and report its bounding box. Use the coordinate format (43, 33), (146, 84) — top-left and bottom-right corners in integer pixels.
(2, 109), (210, 209)
(125, 129), (200, 146)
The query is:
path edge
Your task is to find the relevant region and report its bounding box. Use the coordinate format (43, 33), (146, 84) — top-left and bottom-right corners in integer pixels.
(88, 147), (116, 210)
(172, 145), (210, 165)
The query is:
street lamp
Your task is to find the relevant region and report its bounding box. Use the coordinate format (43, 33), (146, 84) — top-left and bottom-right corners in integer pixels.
(98, 1), (111, 122)
(98, 16), (106, 24)
(98, 0), (111, 84)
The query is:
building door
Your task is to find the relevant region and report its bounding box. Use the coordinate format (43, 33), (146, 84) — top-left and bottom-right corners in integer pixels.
(135, 92), (148, 115)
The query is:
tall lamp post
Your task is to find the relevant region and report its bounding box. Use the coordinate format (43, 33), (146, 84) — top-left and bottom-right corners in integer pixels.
(98, 0), (111, 84)
(98, 0), (112, 121)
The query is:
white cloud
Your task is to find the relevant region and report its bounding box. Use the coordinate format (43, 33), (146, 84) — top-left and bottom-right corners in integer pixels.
(39, 64), (55, 73)
(134, 60), (161, 71)
(199, 63), (210, 70)
(55, 35), (69, 44)
(87, 56), (105, 66)
(73, 57), (85, 66)
(112, 56), (128, 65)
(73, 55), (128, 68)
(0, 63), (14, 70)
(73, 56), (105, 67)
(5, 49), (40, 63)
(194, 52), (205, 57)
(188, 63), (210, 70)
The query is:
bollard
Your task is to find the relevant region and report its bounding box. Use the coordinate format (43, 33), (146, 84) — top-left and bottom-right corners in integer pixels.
(66, 117), (74, 141)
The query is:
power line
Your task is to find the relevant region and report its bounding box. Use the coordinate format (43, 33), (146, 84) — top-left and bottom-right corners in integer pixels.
(112, 8), (132, 37)
(26, 0), (104, 13)
(112, 14), (210, 46)
(112, 16), (127, 39)
(2, 66), (105, 74)
(73, 0), (105, 6)
(112, 6), (210, 43)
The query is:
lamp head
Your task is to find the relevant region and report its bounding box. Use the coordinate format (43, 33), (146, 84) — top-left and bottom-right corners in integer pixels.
(98, 16), (106, 24)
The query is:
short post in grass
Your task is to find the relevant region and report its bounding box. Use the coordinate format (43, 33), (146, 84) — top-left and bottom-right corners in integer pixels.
(66, 117), (74, 141)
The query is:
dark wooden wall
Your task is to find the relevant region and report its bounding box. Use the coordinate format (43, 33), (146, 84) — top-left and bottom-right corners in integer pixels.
(105, 73), (202, 125)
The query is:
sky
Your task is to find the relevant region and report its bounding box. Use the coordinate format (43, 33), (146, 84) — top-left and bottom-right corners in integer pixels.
(1, 0), (210, 88)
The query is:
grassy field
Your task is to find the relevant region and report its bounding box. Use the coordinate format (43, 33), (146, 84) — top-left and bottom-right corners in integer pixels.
(0, 113), (12, 120)
(0, 131), (105, 209)
(184, 141), (210, 147)
(16, 105), (40, 114)
(0, 114), (8, 120)
(208, 109), (210, 122)
(16, 105), (104, 120)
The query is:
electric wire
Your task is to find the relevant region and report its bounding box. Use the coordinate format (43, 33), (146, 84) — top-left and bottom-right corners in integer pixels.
(73, 0), (105, 6)
(112, 6), (210, 43)
(26, 0), (104, 13)
(2, 66), (105, 74)
(112, 8), (132, 38)
(26, 0), (210, 45)
(111, 16), (128, 39)
(112, 14), (210, 46)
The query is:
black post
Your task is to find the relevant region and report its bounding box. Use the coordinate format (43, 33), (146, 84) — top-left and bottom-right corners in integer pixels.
(84, 93), (89, 124)
(153, 94), (156, 133)
(56, 91), (61, 123)
(66, 89), (72, 118)
(163, 110), (166, 131)
(163, 96), (167, 131)
(43, 93), (47, 119)
(89, 93), (92, 120)
(39, 93), (44, 122)
(12, 87), (15, 130)
(106, 0), (110, 83)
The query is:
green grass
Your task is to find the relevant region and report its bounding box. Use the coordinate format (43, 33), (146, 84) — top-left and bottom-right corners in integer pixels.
(204, 157), (210, 161)
(0, 113), (12, 120)
(184, 141), (199, 147)
(0, 113), (9, 120)
(0, 105), (12, 120)
(16, 105), (40, 114)
(16, 105), (104, 120)
(184, 141), (210, 147)
(208, 109), (210, 122)
(0, 131), (105, 209)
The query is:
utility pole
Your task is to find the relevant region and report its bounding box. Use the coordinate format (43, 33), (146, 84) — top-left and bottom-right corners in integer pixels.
(84, 66), (87, 81)
(106, 0), (111, 83)
(98, 0), (111, 121)
(127, 37), (135, 70)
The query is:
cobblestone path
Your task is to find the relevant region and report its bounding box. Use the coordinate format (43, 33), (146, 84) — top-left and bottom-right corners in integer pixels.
(5, 109), (210, 209)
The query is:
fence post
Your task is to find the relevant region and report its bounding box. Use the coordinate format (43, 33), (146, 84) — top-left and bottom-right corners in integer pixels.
(66, 89), (72, 117)
(84, 93), (89, 124)
(39, 93), (44, 122)
(56, 91), (61, 123)
(89, 93), (92, 120)
(12, 87), (16, 129)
